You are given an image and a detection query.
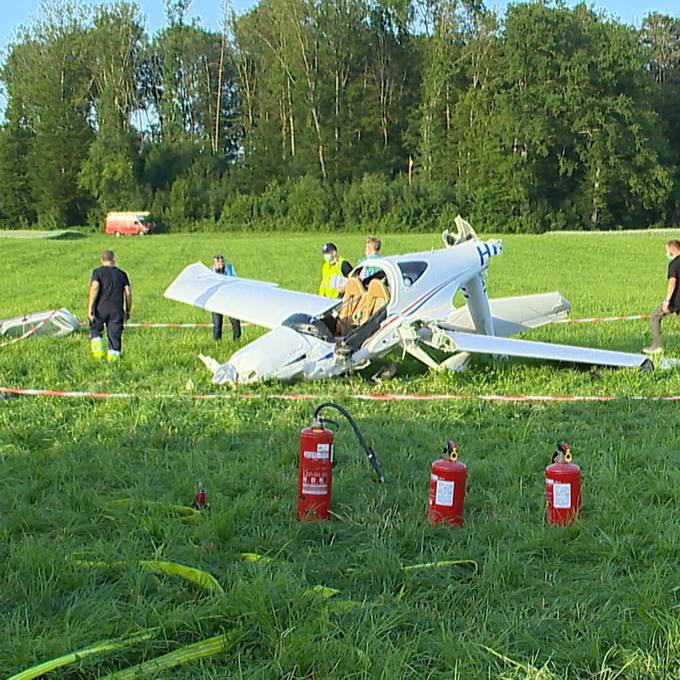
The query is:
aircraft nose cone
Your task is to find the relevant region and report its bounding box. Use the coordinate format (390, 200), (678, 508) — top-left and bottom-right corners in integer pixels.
(212, 363), (238, 385)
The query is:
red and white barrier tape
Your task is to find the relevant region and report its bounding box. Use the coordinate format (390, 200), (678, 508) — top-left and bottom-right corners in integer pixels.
(350, 393), (680, 402)
(555, 314), (650, 325)
(0, 310), (60, 349)
(126, 322), (213, 329)
(0, 386), (316, 400)
(1, 386), (679, 403)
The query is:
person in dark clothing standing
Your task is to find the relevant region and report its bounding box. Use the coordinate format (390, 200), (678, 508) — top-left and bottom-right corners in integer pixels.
(643, 239), (680, 354)
(211, 254), (241, 342)
(87, 250), (132, 361)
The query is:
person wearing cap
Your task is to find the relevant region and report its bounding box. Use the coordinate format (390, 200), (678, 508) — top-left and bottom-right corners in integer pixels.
(87, 250), (131, 361)
(211, 254), (242, 342)
(318, 243), (353, 298)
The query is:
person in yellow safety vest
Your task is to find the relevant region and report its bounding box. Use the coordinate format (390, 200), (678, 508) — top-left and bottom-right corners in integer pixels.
(319, 243), (353, 298)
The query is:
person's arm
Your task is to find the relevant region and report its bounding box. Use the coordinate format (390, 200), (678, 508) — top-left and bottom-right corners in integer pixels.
(663, 277), (676, 313)
(124, 285), (132, 320)
(334, 260), (352, 293)
(87, 281), (100, 321)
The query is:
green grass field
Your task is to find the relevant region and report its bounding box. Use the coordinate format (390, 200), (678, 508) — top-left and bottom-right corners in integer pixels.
(1, 231), (679, 678)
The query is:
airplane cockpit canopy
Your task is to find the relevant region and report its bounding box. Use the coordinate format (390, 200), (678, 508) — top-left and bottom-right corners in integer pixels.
(397, 261), (428, 287)
(282, 313), (334, 342)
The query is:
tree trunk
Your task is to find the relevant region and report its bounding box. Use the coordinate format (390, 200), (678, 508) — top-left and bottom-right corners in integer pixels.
(214, 17), (227, 154)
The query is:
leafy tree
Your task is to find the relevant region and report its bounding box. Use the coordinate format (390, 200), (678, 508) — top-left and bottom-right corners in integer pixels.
(0, 0), (679, 231)
(78, 2), (146, 215)
(3, 2), (95, 225)
(448, 2), (671, 231)
(641, 13), (680, 223)
(149, 2), (239, 153)
(0, 73), (36, 226)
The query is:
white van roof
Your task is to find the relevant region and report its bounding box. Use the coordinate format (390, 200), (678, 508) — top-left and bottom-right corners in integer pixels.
(106, 212), (150, 219)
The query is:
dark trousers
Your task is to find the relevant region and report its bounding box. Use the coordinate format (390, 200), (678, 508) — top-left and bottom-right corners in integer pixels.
(650, 302), (680, 347)
(90, 309), (124, 352)
(212, 312), (241, 341)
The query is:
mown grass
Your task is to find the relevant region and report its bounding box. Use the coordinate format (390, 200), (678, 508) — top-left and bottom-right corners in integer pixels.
(0, 231), (679, 678)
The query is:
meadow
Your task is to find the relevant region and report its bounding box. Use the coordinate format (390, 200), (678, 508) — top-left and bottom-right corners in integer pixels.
(0, 230), (679, 679)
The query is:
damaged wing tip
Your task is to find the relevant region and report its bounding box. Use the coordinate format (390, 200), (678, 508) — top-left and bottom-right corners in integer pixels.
(212, 363), (238, 385)
(198, 354), (238, 384)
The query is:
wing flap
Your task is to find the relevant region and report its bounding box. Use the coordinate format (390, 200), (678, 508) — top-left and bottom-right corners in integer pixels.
(164, 262), (337, 329)
(443, 331), (651, 370)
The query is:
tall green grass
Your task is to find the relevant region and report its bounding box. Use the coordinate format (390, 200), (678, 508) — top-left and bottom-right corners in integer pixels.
(1, 232), (679, 678)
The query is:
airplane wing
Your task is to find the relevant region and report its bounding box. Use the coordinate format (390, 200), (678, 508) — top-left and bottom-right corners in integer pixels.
(165, 262), (337, 329)
(433, 329), (652, 370)
(446, 292), (570, 335)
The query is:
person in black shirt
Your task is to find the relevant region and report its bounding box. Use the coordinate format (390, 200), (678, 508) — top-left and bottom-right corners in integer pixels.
(87, 250), (132, 361)
(643, 239), (680, 354)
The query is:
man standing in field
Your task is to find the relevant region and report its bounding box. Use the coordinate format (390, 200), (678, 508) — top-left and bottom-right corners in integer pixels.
(318, 243), (353, 298)
(87, 250), (131, 361)
(643, 239), (680, 354)
(211, 254), (241, 342)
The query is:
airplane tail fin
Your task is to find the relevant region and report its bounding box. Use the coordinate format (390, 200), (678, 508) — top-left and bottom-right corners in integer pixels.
(442, 215), (477, 248)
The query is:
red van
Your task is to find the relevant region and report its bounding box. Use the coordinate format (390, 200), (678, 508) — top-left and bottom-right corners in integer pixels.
(105, 212), (154, 236)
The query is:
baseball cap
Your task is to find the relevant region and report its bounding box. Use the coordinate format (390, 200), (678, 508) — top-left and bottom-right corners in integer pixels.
(322, 243), (337, 254)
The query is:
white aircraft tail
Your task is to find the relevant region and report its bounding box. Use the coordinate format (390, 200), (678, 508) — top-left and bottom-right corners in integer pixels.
(442, 214), (478, 247)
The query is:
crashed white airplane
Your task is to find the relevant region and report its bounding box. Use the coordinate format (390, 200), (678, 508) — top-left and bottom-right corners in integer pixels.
(164, 217), (652, 384)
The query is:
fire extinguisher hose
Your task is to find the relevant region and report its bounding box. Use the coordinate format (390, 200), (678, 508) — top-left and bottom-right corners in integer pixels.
(313, 402), (385, 483)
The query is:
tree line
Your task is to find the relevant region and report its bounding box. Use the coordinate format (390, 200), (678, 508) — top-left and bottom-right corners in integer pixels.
(0, 0), (679, 233)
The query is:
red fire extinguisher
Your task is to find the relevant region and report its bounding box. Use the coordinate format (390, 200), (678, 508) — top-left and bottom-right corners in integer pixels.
(193, 482), (208, 511)
(428, 440), (467, 527)
(297, 419), (334, 521)
(297, 402), (385, 522)
(545, 441), (581, 526)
